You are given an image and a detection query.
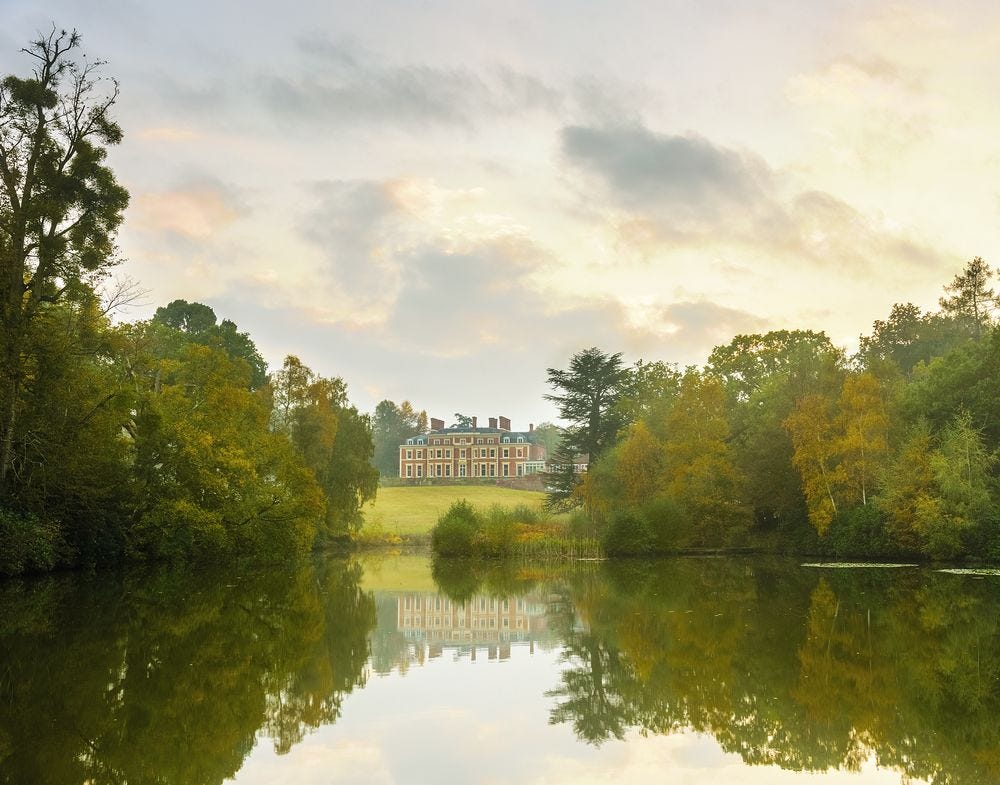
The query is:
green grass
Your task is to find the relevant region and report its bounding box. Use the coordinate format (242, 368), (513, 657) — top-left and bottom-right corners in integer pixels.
(362, 485), (548, 538)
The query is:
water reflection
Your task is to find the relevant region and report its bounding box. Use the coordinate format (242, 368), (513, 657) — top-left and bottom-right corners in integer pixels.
(1, 555), (998, 784)
(544, 559), (1000, 784)
(0, 559), (375, 785)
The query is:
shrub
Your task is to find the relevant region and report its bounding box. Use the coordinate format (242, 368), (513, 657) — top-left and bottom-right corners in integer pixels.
(601, 510), (654, 556)
(0, 510), (62, 576)
(641, 497), (690, 552)
(431, 500), (482, 556)
(827, 505), (895, 558)
(479, 506), (518, 558)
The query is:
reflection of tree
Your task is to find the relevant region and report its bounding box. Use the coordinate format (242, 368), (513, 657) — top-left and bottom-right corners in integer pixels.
(546, 558), (1000, 785)
(0, 559), (375, 785)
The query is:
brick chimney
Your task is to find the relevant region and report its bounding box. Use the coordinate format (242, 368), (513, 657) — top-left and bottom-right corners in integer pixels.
(488, 417), (498, 429)
(498, 415), (511, 431)
(430, 417), (445, 431)
(529, 423), (534, 432)
(472, 416), (477, 429)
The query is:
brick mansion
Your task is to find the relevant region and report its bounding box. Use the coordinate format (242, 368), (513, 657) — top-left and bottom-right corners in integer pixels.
(398, 416), (547, 480)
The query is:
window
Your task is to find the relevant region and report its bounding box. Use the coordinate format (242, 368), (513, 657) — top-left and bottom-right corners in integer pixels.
(445, 465), (451, 477)
(459, 465), (466, 477)
(416, 466), (423, 478)
(489, 464), (496, 477)
(460, 449), (466, 458)
(406, 465), (412, 478)
(436, 449), (443, 459)
(490, 448), (496, 458)
(444, 438), (451, 444)
(517, 436), (524, 443)
(446, 449), (452, 458)
(436, 464), (442, 477)
(516, 448), (522, 458)
(503, 464), (509, 477)
(503, 448), (509, 458)
(407, 450), (413, 459)
(477, 438), (484, 444)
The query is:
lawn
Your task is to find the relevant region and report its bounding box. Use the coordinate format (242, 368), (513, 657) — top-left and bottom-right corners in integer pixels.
(362, 485), (549, 538)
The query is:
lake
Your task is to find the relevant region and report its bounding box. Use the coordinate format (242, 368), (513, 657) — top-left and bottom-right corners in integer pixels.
(1, 553), (998, 784)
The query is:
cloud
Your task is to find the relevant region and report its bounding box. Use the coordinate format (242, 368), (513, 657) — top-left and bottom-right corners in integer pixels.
(559, 121), (945, 274)
(259, 37), (561, 129)
(132, 177), (247, 240)
(297, 180), (408, 318)
(561, 124), (773, 219)
(658, 301), (769, 349)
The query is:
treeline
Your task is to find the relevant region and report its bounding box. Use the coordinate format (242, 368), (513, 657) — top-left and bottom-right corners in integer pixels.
(549, 257), (1000, 561)
(0, 32), (376, 574)
(0, 295), (377, 574)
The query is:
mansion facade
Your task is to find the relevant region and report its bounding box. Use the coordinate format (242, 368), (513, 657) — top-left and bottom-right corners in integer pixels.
(398, 415), (547, 480)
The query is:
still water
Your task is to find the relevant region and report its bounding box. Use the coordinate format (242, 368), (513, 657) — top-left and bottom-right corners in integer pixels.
(1, 553), (998, 785)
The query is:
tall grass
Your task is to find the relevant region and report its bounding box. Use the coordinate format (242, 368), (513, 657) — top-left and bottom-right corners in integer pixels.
(430, 500), (603, 561)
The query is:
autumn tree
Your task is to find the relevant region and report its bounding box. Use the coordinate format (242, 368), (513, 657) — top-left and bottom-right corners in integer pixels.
(785, 394), (842, 535)
(661, 371), (750, 546)
(836, 372), (889, 507)
(0, 29), (129, 492)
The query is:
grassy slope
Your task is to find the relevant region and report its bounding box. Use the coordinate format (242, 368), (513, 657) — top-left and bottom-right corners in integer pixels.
(362, 485), (548, 537)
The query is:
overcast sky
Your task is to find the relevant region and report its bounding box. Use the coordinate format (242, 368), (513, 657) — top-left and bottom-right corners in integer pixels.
(2, 1), (998, 426)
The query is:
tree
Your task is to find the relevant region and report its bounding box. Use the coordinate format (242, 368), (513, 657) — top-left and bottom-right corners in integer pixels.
(271, 355), (377, 542)
(452, 412), (474, 429)
(544, 348), (630, 509)
(938, 256), (996, 338)
(152, 300), (267, 388)
(0, 29), (129, 491)
(660, 371), (751, 546)
(152, 299), (218, 333)
(371, 399), (422, 477)
(836, 373), (888, 507)
(785, 394), (842, 535)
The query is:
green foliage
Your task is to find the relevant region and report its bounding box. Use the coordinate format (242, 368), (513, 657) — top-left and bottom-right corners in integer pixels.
(601, 511), (654, 556)
(430, 500), (483, 556)
(371, 399), (424, 477)
(0, 510), (62, 575)
(544, 347), (630, 509)
(826, 505), (893, 558)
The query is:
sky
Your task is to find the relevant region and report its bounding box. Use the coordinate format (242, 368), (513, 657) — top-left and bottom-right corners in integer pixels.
(2, 1), (999, 427)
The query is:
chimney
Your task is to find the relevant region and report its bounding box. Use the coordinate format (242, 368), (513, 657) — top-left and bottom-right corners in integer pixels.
(529, 423), (534, 432)
(430, 417), (445, 431)
(472, 416), (477, 429)
(488, 417), (498, 429)
(498, 415), (510, 431)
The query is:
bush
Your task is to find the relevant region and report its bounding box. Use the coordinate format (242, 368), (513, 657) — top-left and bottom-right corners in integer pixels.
(479, 506), (518, 558)
(601, 510), (654, 556)
(0, 510), (62, 576)
(641, 497), (691, 552)
(431, 500), (482, 556)
(827, 505), (895, 558)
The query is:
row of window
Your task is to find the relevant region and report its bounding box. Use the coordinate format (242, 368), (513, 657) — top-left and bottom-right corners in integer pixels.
(406, 435), (529, 446)
(402, 447), (527, 460)
(401, 615), (523, 629)
(401, 597), (525, 612)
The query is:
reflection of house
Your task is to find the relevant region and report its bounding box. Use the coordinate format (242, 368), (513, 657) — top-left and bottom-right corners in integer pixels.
(398, 416), (547, 480)
(396, 591), (549, 658)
